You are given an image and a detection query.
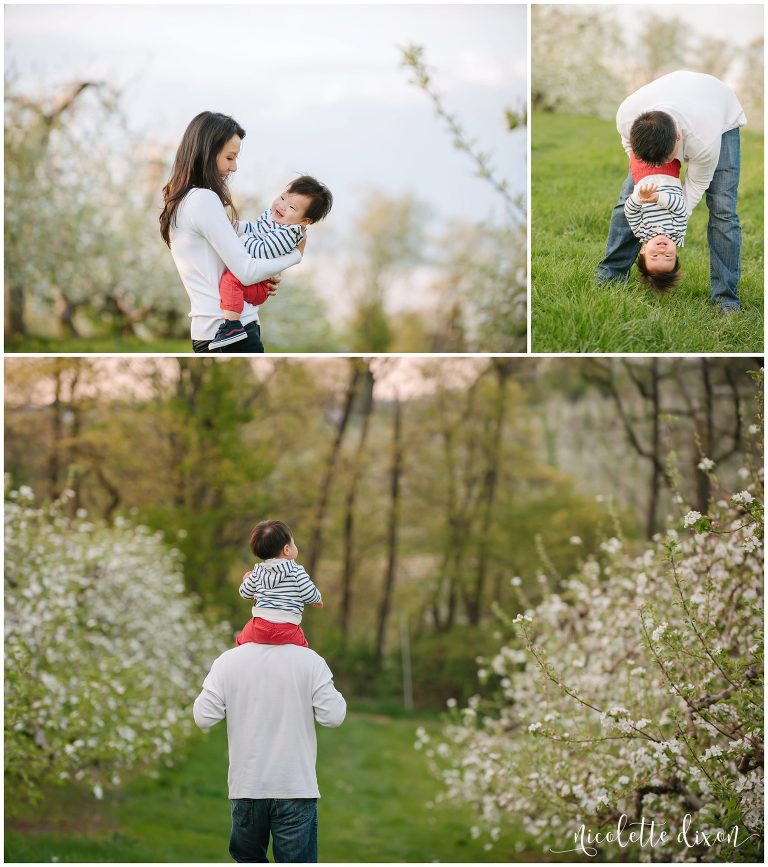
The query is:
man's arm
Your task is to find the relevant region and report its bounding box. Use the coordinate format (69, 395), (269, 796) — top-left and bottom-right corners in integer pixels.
(193, 665), (226, 731)
(681, 138), (720, 215)
(312, 679), (346, 728)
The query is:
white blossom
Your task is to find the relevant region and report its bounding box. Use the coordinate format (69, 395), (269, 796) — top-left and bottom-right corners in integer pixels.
(683, 510), (702, 528)
(732, 491), (754, 506)
(425, 483), (763, 862)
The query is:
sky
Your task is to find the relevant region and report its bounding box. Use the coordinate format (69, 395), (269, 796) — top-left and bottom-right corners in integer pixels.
(4, 3), (527, 228)
(610, 3), (763, 48)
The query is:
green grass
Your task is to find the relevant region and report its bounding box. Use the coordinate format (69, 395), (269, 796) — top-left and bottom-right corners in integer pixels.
(531, 112), (764, 353)
(4, 713), (538, 862)
(4, 335), (192, 354)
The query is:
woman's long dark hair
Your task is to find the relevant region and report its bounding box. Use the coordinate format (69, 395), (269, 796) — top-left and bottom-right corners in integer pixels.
(160, 111), (245, 248)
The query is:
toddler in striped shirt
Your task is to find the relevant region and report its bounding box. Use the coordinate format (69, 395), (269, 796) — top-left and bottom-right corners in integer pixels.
(210, 175), (333, 350)
(623, 152), (687, 293)
(236, 519), (323, 648)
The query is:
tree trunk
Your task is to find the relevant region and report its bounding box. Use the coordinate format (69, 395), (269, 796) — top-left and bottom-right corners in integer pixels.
(694, 359), (714, 514)
(375, 398), (404, 663)
(338, 365), (375, 639)
(645, 358), (662, 539)
(306, 360), (363, 579)
(48, 363), (63, 500)
(466, 360), (511, 624)
(5, 279), (27, 339)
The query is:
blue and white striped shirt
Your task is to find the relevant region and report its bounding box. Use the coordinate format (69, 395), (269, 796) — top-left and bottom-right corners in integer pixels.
(624, 179), (688, 247)
(240, 209), (304, 260)
(239, 559), (322, 623)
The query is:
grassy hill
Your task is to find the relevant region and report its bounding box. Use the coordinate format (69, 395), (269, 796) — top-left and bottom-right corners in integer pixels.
(531, 112), (764, 353)
(5, 712), (539, 863)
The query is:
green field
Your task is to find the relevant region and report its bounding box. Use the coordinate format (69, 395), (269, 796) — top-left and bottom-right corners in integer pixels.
(531, 112), (764, 353)
(4, 335), (193, 354)
(5, 713), (540, 863)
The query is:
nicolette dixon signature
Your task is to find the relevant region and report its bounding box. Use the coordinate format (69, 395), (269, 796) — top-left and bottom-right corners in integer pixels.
(549, 813), (758, 857)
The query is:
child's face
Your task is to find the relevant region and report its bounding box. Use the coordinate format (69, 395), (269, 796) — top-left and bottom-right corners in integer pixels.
(643, 235), (677, 274)
(272, 190), (313, 226)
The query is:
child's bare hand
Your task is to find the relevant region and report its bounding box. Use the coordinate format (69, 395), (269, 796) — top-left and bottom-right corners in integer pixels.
(297, 229), (307, 255)
(313, 601), (323, 608)
(637, 183), (659, 204)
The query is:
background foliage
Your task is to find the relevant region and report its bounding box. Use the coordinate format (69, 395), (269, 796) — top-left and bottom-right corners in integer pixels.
(4, 357), (762, 860)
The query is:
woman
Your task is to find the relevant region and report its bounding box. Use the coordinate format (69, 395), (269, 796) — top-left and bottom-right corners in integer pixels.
(160, 111), (304, 352)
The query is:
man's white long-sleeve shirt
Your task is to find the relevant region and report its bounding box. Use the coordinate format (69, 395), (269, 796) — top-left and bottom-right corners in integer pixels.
(616, 71), (746, 215)
(170, 188), (302, 341)
(193, 643), (346, 799)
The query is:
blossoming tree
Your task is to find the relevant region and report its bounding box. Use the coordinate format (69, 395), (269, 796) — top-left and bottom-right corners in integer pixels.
(5, 486), (228, 803)
(419, 456), (763, 861)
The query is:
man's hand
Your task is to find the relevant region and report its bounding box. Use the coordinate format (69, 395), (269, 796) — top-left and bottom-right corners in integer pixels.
(637, 183), (659, 204)
(266, 274), (281, 297)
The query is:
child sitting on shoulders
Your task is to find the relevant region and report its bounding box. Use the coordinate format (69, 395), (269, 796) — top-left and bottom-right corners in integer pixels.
(209, 176), (333, 350)
(236, 519), (322, 649)
(624, 151), (687, 293)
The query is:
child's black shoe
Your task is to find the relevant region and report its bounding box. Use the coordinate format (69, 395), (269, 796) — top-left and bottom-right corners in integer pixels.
(209, 320), (248, 350)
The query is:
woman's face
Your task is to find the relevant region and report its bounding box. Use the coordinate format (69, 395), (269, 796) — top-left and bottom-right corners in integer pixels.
(216, 135), (241, 182)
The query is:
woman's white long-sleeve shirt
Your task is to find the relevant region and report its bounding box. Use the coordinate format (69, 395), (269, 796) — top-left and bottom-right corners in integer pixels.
(169, 188), (302, 341)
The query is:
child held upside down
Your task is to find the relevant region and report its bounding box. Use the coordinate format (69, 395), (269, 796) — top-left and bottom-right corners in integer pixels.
(236, 519), (322, 649)
(209, 175), (333, 350)
(624, 151), (687, 292)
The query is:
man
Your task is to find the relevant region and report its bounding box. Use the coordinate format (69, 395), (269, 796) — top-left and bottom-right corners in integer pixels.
(596, 70), (746, 312)
(194, 641), (346, 862)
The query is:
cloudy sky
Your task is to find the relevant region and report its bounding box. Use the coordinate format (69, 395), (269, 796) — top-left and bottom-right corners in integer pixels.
(5, 2), (527, 227)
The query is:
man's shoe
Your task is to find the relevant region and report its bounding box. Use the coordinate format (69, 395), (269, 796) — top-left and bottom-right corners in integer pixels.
(209, 320), (248, 350)
(718, 305), (741, 316)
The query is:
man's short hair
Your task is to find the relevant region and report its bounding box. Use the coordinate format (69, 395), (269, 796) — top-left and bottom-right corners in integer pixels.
(636, 250), (682, 293)
(630, 111), (678, 166)
(287, 175), (333, 223)
(250, 520), (293, 559)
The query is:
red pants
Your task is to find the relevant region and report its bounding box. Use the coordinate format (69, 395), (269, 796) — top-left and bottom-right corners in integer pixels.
(630, 152), (681, 184)
(219, 271), (271, 314)
(236, 617), (309, 648)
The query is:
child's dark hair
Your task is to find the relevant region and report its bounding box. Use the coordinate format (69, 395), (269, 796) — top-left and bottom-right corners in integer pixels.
(287, 175), (333, 223)
(636, 249), (682, 293)
(250, 520), (294, 560)
(630, 111), (677, 166)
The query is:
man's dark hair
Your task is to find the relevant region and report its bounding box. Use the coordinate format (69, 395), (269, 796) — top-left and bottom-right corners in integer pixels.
(287, 175), (333, 223)
(636, 250), (682, 293)
(250, 520), (294, 560)
(629, 111), (677, 166)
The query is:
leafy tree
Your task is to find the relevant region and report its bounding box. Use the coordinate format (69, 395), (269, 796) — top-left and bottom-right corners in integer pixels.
(532, 6), (626, 118)
(5, 487), (227, 805)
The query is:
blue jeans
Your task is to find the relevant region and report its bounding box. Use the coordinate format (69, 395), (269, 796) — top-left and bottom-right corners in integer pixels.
(229, 798), (318, 863)
(596, 128), (742, 307)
